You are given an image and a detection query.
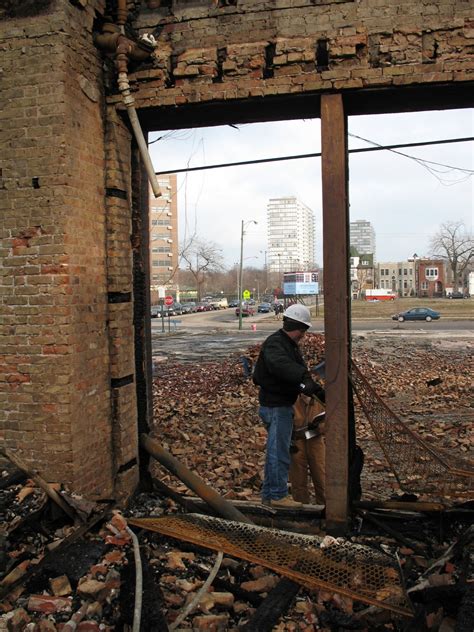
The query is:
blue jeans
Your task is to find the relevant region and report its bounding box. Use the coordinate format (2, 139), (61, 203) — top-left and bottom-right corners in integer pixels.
(259, 405), (294, 501)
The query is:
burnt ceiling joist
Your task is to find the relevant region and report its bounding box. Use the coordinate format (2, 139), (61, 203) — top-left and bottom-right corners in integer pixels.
(138, 82), (474, 133)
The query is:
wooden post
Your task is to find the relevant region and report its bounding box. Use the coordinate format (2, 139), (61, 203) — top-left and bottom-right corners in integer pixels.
(320, 93), (350, 532)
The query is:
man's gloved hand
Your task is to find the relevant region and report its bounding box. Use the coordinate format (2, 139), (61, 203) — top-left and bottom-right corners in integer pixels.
(299, 378), (325, 402)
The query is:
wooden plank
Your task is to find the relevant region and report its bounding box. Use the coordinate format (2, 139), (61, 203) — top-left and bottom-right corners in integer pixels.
(320, 93), (350, 532)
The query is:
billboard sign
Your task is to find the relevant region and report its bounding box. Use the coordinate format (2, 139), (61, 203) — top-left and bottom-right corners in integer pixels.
(283, 271), (319, 296)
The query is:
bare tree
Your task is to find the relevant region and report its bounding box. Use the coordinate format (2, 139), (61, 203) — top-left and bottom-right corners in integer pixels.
(430, 221), (474, 292)
(180, 237), (224, 300)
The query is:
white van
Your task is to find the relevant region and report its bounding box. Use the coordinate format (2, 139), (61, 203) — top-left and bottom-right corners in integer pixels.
(209, 297), (229, 309)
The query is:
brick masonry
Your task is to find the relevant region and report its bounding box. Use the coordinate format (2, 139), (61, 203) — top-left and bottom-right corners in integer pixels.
(129, 0), (473, 109)
(0, 0), (138, 499)
(0, 0), (472, 501)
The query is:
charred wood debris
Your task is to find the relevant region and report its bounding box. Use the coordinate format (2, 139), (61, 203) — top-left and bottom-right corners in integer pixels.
(1, 334), (473, 631)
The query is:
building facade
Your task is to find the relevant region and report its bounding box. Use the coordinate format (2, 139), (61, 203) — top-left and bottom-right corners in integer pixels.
(149, 174), (179, 291)
(350, 254), (375, 298)
(350, 220), (376, 258)
(267, 197), (315, 274)
(376, 260), (416, 297)
(376, 258), (446, 298)
(417, 259), (446, 298)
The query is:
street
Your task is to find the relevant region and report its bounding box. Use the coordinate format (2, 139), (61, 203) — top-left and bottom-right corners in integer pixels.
(152, 306), (473, 333)
(150, 308), (473, 365)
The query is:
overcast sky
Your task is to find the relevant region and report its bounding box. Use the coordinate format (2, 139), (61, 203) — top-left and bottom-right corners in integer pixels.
(149, 108), (473, 270)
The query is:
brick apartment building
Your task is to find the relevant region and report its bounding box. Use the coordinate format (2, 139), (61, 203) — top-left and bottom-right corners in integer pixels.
(1, 0), (472, 505)
(417, 259), (447, 298)
(376, 258), (447, 297)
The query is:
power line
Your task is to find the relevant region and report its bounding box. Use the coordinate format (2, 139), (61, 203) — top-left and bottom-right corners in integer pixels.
(155, 136), (474, 176)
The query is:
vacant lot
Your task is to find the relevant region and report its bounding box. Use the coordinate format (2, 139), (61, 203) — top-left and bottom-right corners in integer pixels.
(312, 297), (473, 319)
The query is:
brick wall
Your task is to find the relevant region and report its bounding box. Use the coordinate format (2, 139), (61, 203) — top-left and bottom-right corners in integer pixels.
(0, 0), (125, 498)
(129, 0), (473, 111)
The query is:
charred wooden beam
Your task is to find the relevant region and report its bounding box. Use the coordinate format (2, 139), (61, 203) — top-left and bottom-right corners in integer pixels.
(321, 93), (350, 533)
(141, 434), (252, 524)
(240, 577), (300, 632)
(357, 509), (427, 557)
(1, 448), (80, 523)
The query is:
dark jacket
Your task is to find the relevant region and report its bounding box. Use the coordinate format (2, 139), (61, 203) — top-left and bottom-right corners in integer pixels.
(252, 329), (310, 406)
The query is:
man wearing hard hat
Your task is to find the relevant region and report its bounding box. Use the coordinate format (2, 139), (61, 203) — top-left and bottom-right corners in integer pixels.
(252, 304), (325, 508)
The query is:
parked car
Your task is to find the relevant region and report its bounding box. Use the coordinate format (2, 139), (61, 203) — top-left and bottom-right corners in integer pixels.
(392, 307), (440, 322)
(257, 302), (272, 313)
(228, 299), (239, 308)
(196, 302), (213, 312)
(151, 305), (162, 318)
(181, 302), (197, 314)
(171, 302), (184, 315)
(448, 292), (466, 299)
(235, 302), (255, 317)
(151, 305), (174, 318)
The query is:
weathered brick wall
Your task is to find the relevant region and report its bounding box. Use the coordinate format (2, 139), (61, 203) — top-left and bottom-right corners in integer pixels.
(128, 0), (473, 110)
(104, 106), (140, 501)
(0, 0), (134, 498)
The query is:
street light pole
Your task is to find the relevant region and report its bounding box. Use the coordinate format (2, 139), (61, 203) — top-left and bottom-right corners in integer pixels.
(260, 249), (268, 292)
(238, 219), (257, 331)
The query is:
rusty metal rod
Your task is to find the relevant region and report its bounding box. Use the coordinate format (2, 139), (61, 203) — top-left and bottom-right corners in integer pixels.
(140, 434), (252, 524)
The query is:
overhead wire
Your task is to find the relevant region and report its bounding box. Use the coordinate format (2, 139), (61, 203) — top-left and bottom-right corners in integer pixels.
(348, 133), (474, 186)
(153, 135), (474, 178)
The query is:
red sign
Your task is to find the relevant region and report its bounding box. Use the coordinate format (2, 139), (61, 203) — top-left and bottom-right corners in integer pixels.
(164, 296), (174, 306)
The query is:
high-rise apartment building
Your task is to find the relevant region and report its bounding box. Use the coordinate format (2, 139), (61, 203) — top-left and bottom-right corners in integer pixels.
(267, 197), (315, 273)
(149, 174), (179, 288)
(350, 219), (376, 257)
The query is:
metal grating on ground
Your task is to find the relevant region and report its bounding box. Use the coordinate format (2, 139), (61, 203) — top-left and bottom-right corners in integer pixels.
(351, 360), (474, 498)
(129, 514), (413, 617)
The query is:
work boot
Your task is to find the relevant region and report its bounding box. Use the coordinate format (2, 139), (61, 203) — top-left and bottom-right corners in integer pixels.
(270, 495), (303, 509)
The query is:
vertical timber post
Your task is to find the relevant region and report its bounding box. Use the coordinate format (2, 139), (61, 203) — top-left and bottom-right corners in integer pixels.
(321, 94), (350, 532)
(132, 142), (154, 491)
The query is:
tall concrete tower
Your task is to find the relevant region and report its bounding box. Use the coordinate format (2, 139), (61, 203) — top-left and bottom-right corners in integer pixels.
(267, 197), (315, 274)
(350, 219), (376, 257)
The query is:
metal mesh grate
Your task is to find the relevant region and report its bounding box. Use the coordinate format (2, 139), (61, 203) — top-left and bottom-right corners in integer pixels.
(129, 514), (413, 616)
(351, 360), (474, 498)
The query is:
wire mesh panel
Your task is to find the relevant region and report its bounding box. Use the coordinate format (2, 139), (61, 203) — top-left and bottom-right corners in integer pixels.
(129, 514), (413, 617)
(351, 361), (473, 498)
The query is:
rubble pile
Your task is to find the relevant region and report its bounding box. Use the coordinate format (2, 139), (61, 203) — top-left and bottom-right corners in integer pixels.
(0, 333), (472, 630)
(152, 333), (472, 501)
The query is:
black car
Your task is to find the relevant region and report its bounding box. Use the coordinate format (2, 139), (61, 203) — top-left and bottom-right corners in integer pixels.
(448, 292), (465, 299)
(257, 302), (272, 313)
(181, 302), (197, 314)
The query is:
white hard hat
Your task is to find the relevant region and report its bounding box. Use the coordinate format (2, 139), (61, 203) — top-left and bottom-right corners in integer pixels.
(283, 304), (312, 328)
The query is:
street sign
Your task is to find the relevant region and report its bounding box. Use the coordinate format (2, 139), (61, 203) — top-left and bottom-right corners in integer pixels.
(164, 296), (174, 306)
(158, 286), (166, 298)
(243, 290), (250, 300)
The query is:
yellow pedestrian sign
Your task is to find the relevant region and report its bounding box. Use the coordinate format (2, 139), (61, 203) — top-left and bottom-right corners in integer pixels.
(243, 290), (251, 300)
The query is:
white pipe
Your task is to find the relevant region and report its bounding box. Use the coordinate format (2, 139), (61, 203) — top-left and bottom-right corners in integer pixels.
(169, 551), (224, 630)
(126, 526), (143, 632)
(117, 72), (161, 198)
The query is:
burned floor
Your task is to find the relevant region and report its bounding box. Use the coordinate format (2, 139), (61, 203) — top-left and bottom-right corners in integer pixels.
(1, 332), (473, 631)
